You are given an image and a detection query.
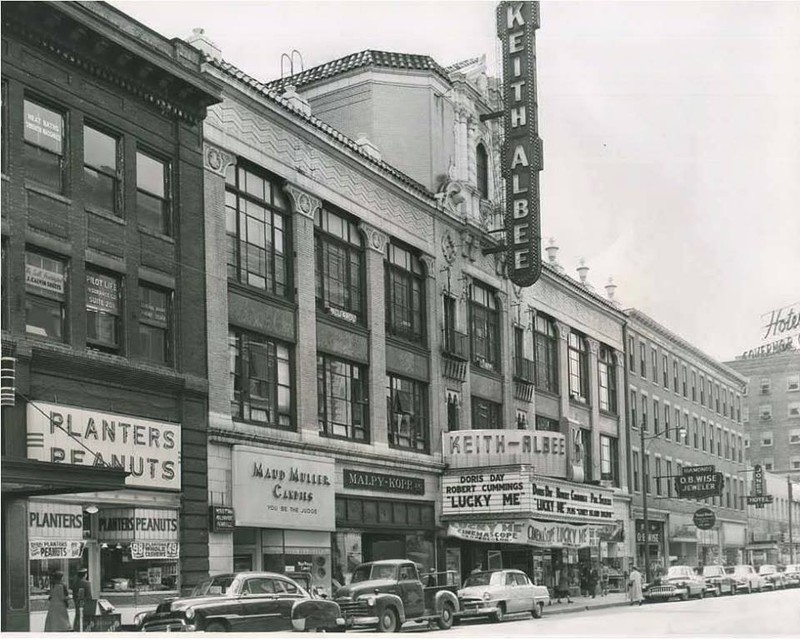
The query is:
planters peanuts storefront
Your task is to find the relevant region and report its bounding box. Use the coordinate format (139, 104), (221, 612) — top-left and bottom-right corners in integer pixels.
(441, 430), (621, 594)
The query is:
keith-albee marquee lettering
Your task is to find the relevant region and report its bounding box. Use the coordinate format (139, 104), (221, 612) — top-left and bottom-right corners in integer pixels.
(443, 430), (567, 477)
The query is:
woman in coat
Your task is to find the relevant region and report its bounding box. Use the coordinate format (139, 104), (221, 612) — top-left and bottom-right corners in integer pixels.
(44, 570), (71, 632)
(627, 565), (644, 606)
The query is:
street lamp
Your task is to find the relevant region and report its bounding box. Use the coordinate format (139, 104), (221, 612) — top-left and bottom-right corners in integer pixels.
(639, 421), (687, 584)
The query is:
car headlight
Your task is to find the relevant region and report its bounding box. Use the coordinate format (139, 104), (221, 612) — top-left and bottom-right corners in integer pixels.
(134, 612), (148, 627)
(185, 607), (195, 620)
(483, 591), (492, 601)
(359, 595), (376, 607)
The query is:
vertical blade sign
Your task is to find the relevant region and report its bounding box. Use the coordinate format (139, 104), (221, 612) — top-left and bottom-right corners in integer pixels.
(498, 1), (543, 287)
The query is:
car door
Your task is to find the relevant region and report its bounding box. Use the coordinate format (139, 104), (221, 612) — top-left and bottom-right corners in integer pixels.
(239, 577), (284, 631)
(398, 564), (424, 618)
(273, 578), (304, 630)
(515, 572), (534, 612)
(503, 572), (519, 612)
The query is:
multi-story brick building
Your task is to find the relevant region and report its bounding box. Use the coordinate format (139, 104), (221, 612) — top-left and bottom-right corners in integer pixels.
(743, 470), (800, 567)
(1, 2), (220, 630)
(625, 310), (748, 572)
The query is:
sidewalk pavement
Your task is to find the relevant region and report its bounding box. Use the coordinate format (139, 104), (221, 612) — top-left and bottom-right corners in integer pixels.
(544, 591), (631, 616)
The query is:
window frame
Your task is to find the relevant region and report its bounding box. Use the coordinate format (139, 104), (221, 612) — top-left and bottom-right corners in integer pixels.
(317, 353), (368, 442)
(138, 283), (172, 366)
(534, 314), (558, 394)
(386, 373), (429, 452)
(83, 122), (121, 215)
(598, 345), (617, 414)
(85, 267), (122, 354)
(315, 207), (365, 323)
(469, 281), (500, 370)
(471, 396), (502, 430)
(24, 249), (68, 342)
(476, 143), (489, 199)
(567, 331), (589, 403)
(385, 241), (426, 345)
(136, 148), (172, 236)
(23, 96), (66, 193)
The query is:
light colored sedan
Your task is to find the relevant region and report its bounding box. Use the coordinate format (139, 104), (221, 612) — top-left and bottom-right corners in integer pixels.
(758, 564), (786, 590)
(644, 565), (706, 602)
(727, 565), (766, 594)
(457, 569), (550, 622)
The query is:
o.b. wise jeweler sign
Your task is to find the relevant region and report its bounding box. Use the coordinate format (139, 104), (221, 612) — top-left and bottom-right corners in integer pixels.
(675, 465), (724, 499)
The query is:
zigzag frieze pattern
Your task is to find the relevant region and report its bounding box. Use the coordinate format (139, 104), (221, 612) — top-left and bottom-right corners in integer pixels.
(211, 104), (433, 240)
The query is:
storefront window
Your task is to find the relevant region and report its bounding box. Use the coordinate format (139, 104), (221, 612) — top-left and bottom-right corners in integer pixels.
(28, 502), (88, 598)
(100, 543), (178, 593)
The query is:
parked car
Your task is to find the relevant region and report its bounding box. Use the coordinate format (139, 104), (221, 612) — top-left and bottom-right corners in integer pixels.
(758, 564), (786, 590)
(334, 560), (459, 632)
(456, 569), (550, 622)
(781, 564), (800, 588)
(726, 565), (765, 594)
(697, 565), (736, 596)
(643, 565), (706, 602)
(139, 572), (344, 632)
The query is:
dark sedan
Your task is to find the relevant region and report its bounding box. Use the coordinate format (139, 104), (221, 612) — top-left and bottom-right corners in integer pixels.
(140, 572), (344, 632)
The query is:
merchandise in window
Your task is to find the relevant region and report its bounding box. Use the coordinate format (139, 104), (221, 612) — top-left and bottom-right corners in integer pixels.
(137, 151), (171, 235)
(568, 332), (588, 402)
(226, 163), (290, 296)
(25, 251), (67, 340)
(100, 543), (178, 594)
(315, 208), (364, 322)
(385, 242), (425, 344)
(28, 503), (88, 598)
(84, 124), (119, 213)
(598, 345), (617, 413)
(23, 98), (65, 192)
(469, 282), (499, 370)
(229, 329), (292, 428)
(317, 354), (368, 441)
(386, 374), (428, 451)
(534, 314), (558, 393)
(86, 270), (121, 352)
(471, 396), (502, 430)
(139, 284), (171, 365)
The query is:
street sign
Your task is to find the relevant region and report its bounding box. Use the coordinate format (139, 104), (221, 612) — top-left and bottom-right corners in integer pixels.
(746, 495), (773, 507)
(674, 471), (724, 499)
(693, 508), (716, 530)
(682, 465), (715, 475)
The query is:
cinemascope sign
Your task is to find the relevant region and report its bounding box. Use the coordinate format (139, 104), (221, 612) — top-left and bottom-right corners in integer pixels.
(447, 519), (608, 548)
(497, 1), (543, 287)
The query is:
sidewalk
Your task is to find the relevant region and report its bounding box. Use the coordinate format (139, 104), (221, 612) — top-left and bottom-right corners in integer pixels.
(544, 591), (630, 616)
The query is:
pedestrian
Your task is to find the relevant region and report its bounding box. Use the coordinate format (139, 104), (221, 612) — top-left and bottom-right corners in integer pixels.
(588, 564), (599, 599)
(627, 565), (643, 606)
(72, 568), (93, 631)
(600, 563), (609, 596)
(470, 562), (483, 575)
(44, 571), (71, 632)
(556, 565), (573, 604)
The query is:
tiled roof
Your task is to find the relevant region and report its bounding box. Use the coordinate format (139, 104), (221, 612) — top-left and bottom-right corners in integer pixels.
(263, 49), (451, 93)
(204, 56), (435, 200)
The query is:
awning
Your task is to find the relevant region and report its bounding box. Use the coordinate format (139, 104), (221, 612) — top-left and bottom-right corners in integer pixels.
(1, 457), (128, 497)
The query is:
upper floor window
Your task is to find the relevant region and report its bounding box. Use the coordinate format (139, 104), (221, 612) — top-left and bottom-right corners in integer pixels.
(86, 269), (121, 354)
(535, 415), (560, 432)
(139, 284), (171, 365)
(385, 242), (425, 344)
(630, 390), (638, 429)
(673, 360), (679, 393)
(651, 348), (658, 380)
(714, 382), (720, 413)
(639, 343), (646, 379)
(691, 371), (697, 402)
(315, 208), (364, 323)
(229, 329), (292, 428)
(136, 151), (171, 235)
(789, 402), (800, 418)
(226, 164), (290, 297)
(471, 396), (502, 430)
(469, 281), (499, 370)
(600, 435), (619, 487)
(534, 314), (558, 393)
(640, 393), (648, 431)
(760, 378), (771, 394)
(83, 124), (120, 214)
(24, 98), (64, 193)
(662, 354), (668, 388)
(387, 374), (428, 452)
(25, 250), (66, 341)
(476, 143), (489, 199)
(664, 404), (671, 439)
(568, 332), (588, 402)
(628, 336), (635, 373)
(700, 376), (705, 405)
(446, 390), (461, 432)
(632, 451), (640, 492)
(682, 365), (688, 397)
(598, 345), (617, 413)
(788, 375), (800, 392)
(317, 354), (368, 441)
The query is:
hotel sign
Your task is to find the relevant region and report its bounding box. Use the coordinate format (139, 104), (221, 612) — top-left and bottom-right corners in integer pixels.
(443, 429), (567, 477)
(497, 1), (542, 287)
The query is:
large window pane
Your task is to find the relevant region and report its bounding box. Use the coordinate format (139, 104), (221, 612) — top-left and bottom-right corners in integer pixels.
(139, 285), (170, 364)
(317, 354), (368, 441)
(137, 151), (170, 235)
(315, 208), (363, 322)
(86, 270), (121, 352)
(387, 374), (428, 451)
(25, 251), (66, 340)
(84, 125), (119, 213)
(24, 99), (64, 192)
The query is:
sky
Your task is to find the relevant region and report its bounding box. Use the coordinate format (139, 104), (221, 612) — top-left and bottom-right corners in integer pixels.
(112, 0), (800, 362)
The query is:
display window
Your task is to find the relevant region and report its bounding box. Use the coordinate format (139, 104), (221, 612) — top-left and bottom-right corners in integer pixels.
(99, 543), (178, 593)
(28, 502), (89, 598)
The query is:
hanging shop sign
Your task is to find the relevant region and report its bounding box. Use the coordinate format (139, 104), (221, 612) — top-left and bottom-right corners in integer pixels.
(447, 519), (606, 548)
(98, 508), (179, 542)
(746, 495), (773, 507)
(443, 429), (566, 477)
(674, 466), (724, 500)
(209, 506), (235, 533)
(497, 1), (543, 287)
(26, 402), (181, 491)
(693, 508), (716, 531)
(232, 446), (335, 532)
(130, 541), (179, 560)
(30, 540), (85, 560)
(442, 469), (531, 517)
(343, 469), (425, 496)
(753, 464), (764, 496)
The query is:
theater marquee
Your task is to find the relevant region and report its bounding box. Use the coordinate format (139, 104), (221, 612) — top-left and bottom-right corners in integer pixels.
(497, 1), (543, 287)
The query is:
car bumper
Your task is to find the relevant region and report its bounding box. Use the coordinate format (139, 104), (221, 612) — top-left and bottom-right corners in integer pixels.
(457, 603), (501, 618)
(343, 615), (379, 627)
(645, 587), (687, 600)
(292, 617), (346, 632)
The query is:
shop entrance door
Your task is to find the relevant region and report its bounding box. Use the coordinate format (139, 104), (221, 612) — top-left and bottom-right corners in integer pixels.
(363, 534), (405, 562)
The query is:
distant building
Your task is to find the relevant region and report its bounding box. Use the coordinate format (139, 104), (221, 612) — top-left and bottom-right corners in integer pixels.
(743, 470), (800, 567)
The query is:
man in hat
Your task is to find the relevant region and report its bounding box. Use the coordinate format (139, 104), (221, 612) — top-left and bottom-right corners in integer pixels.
(72, 568), (93, 631)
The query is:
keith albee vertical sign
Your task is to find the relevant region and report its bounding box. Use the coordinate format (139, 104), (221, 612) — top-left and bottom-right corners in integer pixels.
(498, 1), (543, 287)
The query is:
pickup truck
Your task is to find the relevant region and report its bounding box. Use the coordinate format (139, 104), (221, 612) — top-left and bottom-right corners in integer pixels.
(334, 560), (459, 632)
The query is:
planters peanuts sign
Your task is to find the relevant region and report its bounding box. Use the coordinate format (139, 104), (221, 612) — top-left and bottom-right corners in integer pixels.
(497, 1), (543, 287)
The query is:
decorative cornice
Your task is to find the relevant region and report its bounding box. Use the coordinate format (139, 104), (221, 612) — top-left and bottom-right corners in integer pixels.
(203, 144), (235, 177)
(284, 183), (322, 219)
(586, 337), (600, 356)
(359, 221), (388, 253)
(555, 321), (570, 342)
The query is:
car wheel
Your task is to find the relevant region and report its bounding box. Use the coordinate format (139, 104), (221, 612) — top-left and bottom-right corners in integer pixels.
(205, 621), (228, 633)
(532, 602), (544, 619)
(378, 607), (399, 633)
(490, 603), (506, 623)
(681, 592), (689, 601)
(730, 585), (736, 596)
(437, 602), (455, 630)
(698, 588), (705, 600)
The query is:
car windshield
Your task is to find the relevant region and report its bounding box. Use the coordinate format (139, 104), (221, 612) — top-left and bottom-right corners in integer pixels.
(462, 572), (494, 588)
(729, 566), (748, 575)
(666, 567), (690, 579)
(190, 575), (234, 596)
(701, 567), (721, 577)
(758, 566), (776, 575)
(351, 564), (397, 583)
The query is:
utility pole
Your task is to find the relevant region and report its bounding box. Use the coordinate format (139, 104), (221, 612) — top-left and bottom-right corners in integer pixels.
(789, 476), (795, 564)
(640, 420), (651, 584)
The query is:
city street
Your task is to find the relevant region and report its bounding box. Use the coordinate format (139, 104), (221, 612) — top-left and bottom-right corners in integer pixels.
(385, 589), (800, 636)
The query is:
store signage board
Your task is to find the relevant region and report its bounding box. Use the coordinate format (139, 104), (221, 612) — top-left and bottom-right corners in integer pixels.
(29, 540), (85, 560)
(26, 402), (181, 491)
(443, 430), (567, 477)
(693, 508), (716, 530)
(747, 495), (773, 508)
(674, 471), (724, 499)
(497, 1), (543, 287)
(232, 446), (335, 531)
(130, 541), (179, 560)
(635, 520), (664, 545)
(447, 519), (607, 548)
(343, 469), (425, 496)
(209, 506), (235, 533)
(683, 465), (715, 475)
(98, 508), (179, 542)
(28, 502), (84, 539)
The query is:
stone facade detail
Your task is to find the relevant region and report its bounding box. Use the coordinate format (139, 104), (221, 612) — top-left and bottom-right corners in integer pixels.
(203, 143), (235, 176)
(284, 183), (322, 219)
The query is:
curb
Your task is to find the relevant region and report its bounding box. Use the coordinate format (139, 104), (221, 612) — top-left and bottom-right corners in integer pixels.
(544, 599), (630, 617)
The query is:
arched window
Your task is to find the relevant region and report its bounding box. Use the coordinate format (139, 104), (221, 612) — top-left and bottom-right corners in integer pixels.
(476, 143), (488, 198)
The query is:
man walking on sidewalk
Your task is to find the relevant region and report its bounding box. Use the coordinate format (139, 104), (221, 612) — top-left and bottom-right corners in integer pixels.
(627, 565), (643, 606)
